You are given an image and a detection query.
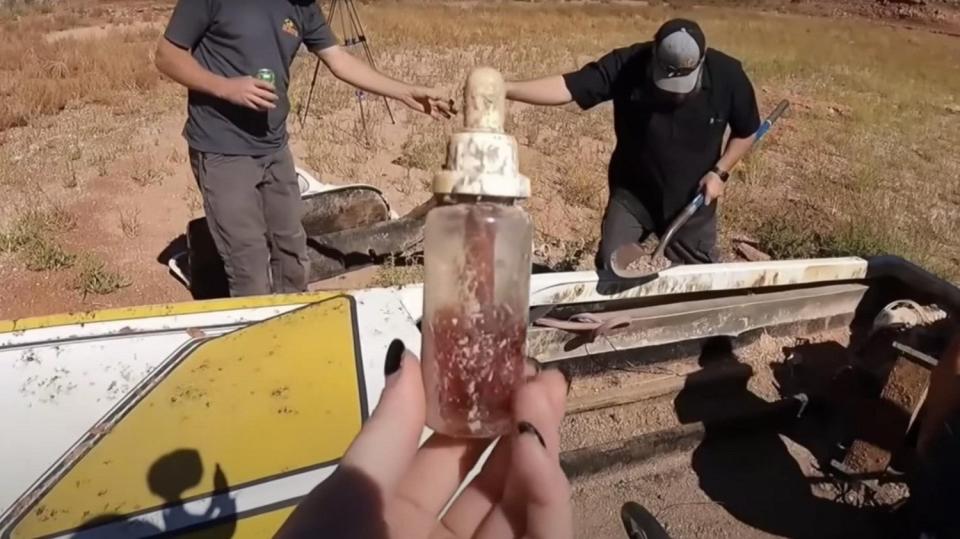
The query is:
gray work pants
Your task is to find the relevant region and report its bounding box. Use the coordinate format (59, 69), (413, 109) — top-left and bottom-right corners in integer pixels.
(189, 145), (308, 297)
(595, 191), (718, 270)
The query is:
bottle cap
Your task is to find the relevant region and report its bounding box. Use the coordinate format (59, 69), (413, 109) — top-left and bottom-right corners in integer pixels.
(433, 67), (530, 199)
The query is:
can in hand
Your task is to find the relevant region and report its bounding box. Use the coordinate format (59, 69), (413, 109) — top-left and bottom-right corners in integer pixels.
(255, 68), (276, 86)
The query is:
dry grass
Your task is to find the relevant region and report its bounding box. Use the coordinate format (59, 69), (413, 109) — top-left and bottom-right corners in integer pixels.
(1, 0), (958, 305)
(22, 239), (77, 271)
(131, 161), (166, 186)
(118, 208), (141, 238)
(373, 255), (424, 288)
(284, 1), (960, 280)
(0, 205), (78, 271)
(72, 255), (131, 297)
(393, 130), (447, 171)
(0, 8), (164, 130)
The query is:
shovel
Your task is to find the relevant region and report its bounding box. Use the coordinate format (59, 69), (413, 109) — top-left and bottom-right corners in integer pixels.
(610, 99), (791, 279)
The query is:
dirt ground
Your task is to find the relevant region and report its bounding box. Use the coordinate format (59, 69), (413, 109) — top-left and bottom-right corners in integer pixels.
(0, 0), (958, 322)
(563, 325), (919, 538)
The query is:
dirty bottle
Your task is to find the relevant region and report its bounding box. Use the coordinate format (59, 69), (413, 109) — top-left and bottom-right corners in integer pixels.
(421, 67), (533, 438)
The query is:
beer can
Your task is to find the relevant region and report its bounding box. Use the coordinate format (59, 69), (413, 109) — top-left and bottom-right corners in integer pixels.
(255, 68), (276, 86)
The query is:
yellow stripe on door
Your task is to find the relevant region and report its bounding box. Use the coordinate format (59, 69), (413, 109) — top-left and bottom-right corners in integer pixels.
(0, 291), (339, 334)
(10, 296), (364, 538)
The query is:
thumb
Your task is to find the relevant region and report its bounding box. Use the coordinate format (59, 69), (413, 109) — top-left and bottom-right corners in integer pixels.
(339, 340), (426, 492)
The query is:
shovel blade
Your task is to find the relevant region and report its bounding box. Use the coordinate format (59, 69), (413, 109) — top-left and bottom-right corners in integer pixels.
(609, 242), (672, 279)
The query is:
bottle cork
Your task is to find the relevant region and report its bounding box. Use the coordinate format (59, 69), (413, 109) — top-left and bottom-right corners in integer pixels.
(463, 67), (506, 133)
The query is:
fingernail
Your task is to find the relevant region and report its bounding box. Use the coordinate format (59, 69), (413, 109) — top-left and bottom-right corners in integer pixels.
(517, 421), (546, 449)
(384, 339), (405, 378)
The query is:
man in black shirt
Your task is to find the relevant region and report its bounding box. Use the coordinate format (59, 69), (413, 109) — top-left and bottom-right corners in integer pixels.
(506, 19), (760, 269)
(155, 0), (453, 297)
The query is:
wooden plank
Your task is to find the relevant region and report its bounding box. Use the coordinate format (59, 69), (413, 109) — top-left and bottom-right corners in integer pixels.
(567, 362), (753, 414)
(735, 242), (772, 262)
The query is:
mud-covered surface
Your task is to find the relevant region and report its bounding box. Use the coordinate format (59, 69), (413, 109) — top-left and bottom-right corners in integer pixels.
(564, 325), (915, 537)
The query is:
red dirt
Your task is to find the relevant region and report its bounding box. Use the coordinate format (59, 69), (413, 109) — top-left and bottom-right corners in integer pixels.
(1, 0), (958, 321)
(0, 108), (196, 320)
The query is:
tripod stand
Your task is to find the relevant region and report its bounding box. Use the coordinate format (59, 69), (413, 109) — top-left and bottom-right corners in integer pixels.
(300, 0), (396, 134)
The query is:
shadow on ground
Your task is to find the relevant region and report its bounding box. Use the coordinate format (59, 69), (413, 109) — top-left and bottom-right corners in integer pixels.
(672, 337), (886, 539)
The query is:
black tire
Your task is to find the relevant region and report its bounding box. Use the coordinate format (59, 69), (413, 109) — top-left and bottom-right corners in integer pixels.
(621, 502), (671, 539)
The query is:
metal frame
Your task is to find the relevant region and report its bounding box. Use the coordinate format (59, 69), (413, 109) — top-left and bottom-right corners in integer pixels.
(300, 0), (396, 134)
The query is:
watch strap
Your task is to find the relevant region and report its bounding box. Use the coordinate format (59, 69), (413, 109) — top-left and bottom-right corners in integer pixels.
(711, 165), (730, 182)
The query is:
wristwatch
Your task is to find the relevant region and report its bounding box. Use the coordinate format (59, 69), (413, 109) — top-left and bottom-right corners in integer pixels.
(711, 165), (730, 182)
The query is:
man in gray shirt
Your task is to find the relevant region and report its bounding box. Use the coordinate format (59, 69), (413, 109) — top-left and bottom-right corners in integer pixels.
(155, 0), (452, 297)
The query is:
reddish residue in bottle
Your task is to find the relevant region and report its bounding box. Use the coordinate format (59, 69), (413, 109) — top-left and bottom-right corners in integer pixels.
(425, 303), (525, 436)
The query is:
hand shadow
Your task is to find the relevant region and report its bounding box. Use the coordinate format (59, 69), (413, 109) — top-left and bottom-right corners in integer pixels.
(74, 449), (237, 538)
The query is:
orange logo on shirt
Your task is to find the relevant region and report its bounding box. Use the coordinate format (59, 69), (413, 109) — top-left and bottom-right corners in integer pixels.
(282, 18), (299, 37)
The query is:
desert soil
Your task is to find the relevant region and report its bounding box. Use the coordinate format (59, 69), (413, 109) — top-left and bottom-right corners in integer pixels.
(564, 326), (915, 538)
(0, 0), (958, 321)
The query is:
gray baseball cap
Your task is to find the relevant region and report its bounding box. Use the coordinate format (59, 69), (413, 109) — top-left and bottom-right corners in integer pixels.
(652, 19), (706, 94)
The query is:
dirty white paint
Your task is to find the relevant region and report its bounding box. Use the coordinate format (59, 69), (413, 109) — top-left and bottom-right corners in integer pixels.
(2, 256), (925, 529)
(0, 305), (303, 349)
(0, 334), (197, 513)
(0, 290), (423, 520)
(527, 258), (870, 306)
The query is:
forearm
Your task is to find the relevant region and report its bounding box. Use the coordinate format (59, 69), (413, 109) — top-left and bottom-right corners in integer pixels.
(155, 38), (226, 98)
(716, 134), (756, 173)
(505, 76), (572, 106)
(321, 48), (411, 101)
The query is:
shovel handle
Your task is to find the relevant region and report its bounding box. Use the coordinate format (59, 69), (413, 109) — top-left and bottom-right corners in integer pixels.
(652, 193), (704, 259)
(651, 100), (789, 260)
(755, 99), (790, 141)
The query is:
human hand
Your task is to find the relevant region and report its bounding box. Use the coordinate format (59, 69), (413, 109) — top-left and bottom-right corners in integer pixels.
(402, 86), (457, 119)
(699, 171), (725, 205)
(275, 340), (572, 539)
(217, 76), (278, 111)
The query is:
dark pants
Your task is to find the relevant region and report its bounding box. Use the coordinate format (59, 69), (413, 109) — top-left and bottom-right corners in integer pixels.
(595, 191), (718, 271)
(189, 145), (308, 297)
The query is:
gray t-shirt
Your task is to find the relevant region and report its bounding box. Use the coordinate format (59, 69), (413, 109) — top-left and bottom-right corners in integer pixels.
(163, 0), (337, 155)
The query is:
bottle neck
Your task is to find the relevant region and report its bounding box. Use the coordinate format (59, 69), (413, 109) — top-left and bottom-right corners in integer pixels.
(437, 193), (522, 206)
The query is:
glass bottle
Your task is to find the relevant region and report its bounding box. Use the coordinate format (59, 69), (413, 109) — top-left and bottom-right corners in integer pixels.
(420, 67), (533, 438)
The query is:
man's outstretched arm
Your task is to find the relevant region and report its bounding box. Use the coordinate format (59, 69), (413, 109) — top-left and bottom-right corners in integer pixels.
(316, 46), (454, 119)
(505, 46), (633, 109)
(505, 76), (573, 106)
